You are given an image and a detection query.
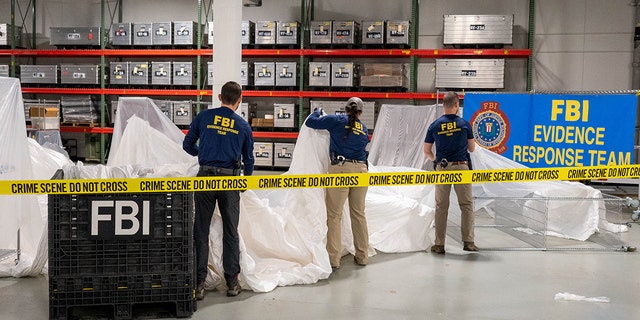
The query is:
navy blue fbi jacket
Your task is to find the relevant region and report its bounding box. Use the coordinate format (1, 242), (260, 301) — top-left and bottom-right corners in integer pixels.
(183, 106), (255, 176)
(424, 114), (473, 163)
(305, 109), (369, 161)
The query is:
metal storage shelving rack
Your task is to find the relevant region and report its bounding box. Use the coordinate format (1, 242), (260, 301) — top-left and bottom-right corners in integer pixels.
(1, 0), (533, 161)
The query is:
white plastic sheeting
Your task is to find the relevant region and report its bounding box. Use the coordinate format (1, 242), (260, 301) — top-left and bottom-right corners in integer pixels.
(0, 77), (73, 277)
(370, 104), (624, 241)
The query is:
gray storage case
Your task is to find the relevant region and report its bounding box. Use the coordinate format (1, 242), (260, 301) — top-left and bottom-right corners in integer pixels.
(276, 21), (299, 46)
(274, 142), (295, 167)
(254, 21), (277, 46)
(174, 21), (201, 46)
(308, 62), (331, 87)
(20, 65), (58, 84)
(254, 62), (275, 86)
(361, 21), (385, 46)
(0, 24), (23, 47)
(60, 64), (100, 85)
(435, 58), (505, 89)
(274, 103), (296, 128)
(275, 61), (297, 87)
(332, 21), (360, 46)
(310, 21), (332, 46)
(129, 62), (150, 85)
(151, 61), (172, 85)
(50, 27), (101, 47)
(443, 15), (513, 47)
(254, 142), (274, 166)
(331, 62), (359, 87)
(173, 61), (195, 86)
(133, 23), (153, 46)
(386, 20), (411, 47)
(152, 22), (173, 46)
(110, 62), (129, 85)
(172, 100), (193, 125)
(111, 23), (133, 46)
(241, 21), (255, 46)
(0, 64), (9, 77)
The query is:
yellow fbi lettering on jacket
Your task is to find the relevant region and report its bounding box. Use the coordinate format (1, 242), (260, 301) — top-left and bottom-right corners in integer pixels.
(207, 115), (239, 135)
(347, 122), (366, 135)
(438, 121), (461, 137)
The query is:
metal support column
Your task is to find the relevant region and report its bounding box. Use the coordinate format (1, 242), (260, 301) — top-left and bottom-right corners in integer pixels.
(100, 0), (107, 164)
(527, 0), (535, 91)
(196, 0), (203, 107)
(409, 0), (419, 104)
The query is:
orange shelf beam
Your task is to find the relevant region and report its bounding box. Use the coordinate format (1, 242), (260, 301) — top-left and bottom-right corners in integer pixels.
(413, 48), (531, 58)
(59, 126), (300, 139)
(3, 48), (531, 58)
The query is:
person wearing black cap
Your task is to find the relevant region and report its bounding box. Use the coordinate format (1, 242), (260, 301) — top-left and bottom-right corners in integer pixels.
(305, 97), (371, 269)
(423, 91), (477, 254)
(183, 81), (254, 299)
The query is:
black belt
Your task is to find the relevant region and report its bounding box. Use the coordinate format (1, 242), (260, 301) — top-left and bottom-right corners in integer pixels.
(331, 155), (367, 165)
(200, 166), (238, 176)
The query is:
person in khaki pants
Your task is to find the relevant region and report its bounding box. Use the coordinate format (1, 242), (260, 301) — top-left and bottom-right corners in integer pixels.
(305, 97), (370, 269)
(423, 91), (478, 254)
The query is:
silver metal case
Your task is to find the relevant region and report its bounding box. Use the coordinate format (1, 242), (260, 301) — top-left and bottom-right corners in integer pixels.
(172, 101), (193, 125)
(152, 99), (174, 120)
(361, 21), (384, 45)
(49, 27), (101, 47)
(274, 142), (295, 167)
(254, 142), (274, 166)
(0, 64), (9, 77)
(207, 21), (214, 46)
(254, 21), (276, 45)
(435, 58), (505, 89)
(134, 23), (153, 46)
(331, 62), (359, 87)
(308, 62), (331, 87)
(174, 21), (200, 46)
(60, 64), (100, 84)
(109, 62), (129, 85)
(310, 21), (332, 45)
(276, 21), (299, 46)
(310, 100), (375, 129)
(151, 61), (172, 85)
(386, 20), (411, 47)
(239, 102), (250, 122)
(20, 65), (58, 84)
(253, 62), (275, 86)
(0, 24), (23, 47)
(332, 21), (360, 46)
(275, 61), (297, 87)
(443, 15), (514, 46)
(240, 61), (252, 87)
(274, 103), (296, 128)
(207, 61), (214, 86)
(152, 22), (173, 46)
(172, 61), (195, 86)
(241, 21), (255, 46)
(111, 23), (133, 46)
(129, 62), (150, 85)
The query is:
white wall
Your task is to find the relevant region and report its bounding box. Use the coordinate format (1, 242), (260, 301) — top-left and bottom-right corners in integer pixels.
(1, 0), (635, 91)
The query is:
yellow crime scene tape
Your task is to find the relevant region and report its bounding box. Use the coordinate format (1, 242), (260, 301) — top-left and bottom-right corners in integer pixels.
(1, 165), (640, 195)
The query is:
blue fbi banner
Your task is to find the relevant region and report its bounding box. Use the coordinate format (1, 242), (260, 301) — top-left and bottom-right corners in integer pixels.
(464, 93), (637, 168)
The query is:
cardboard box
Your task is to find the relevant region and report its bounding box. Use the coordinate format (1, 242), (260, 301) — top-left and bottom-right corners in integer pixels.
(29, 106), (59, 118)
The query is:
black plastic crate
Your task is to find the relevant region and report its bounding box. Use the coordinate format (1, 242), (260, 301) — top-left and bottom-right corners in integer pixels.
(50, 273), (195, 320)
(48, 192), (194, 277)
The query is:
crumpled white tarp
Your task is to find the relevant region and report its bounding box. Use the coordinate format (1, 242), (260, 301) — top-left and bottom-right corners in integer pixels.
(370, 104), (624, 241)
(0, 77), (74, 277)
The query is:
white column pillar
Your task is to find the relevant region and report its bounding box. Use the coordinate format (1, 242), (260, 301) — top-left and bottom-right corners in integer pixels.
(212, 0), (242, 105)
